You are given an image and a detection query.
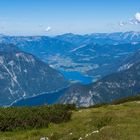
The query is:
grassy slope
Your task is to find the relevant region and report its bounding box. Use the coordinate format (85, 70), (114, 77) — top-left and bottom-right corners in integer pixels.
(0, 101), (140, 140)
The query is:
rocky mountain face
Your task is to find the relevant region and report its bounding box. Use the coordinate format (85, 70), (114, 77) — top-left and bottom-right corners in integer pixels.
(0, 44), (68, 106)
(118, 50), (140, 71)
(59, 51), (140, 107)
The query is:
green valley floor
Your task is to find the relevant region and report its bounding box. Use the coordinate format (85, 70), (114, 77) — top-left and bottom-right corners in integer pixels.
(1, 101), (140, 140)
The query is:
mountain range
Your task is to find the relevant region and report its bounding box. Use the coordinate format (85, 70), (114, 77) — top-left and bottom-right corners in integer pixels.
(1, 32), (140, 82)
(0, 31), (140, 106)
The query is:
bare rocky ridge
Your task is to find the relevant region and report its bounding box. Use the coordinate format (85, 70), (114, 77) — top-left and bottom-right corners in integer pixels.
(0, 44), (68, 106)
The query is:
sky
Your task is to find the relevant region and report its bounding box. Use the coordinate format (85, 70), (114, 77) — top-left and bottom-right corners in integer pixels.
(0, 0), (140, 35)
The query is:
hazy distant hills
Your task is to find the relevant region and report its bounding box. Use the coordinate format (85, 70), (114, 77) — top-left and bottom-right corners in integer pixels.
(55, 31), (140, 45)
(0, 44), (68, 106)
(0, 32), (140, 82)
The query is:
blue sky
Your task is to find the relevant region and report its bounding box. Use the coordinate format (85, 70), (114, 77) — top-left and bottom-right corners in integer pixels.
(0, 0), (140, 35)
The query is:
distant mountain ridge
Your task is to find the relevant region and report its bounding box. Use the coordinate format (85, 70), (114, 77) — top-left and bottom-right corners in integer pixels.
(55, 31), (140, 45)
(1, 31), (140, 45)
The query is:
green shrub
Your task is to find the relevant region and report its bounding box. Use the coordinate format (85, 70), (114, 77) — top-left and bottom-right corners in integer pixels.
(0, 104), (74, 131)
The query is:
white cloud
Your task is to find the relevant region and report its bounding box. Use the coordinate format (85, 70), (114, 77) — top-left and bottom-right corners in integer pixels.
(134, 21), (139, 25)
(128, 19), (138, 25)
(119, 12), (140, 27)
(129, 20), (134, 25)
(135, 12), (140, 22)
(45, 26), (52, 32)
(119, 22), (126, 26)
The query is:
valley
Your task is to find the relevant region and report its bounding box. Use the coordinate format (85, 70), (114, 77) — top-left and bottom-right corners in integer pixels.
(0, 32), (140, 107)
